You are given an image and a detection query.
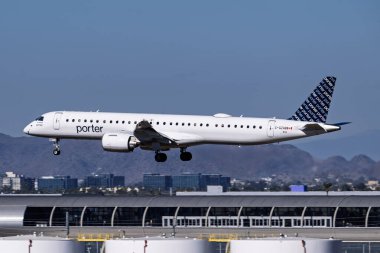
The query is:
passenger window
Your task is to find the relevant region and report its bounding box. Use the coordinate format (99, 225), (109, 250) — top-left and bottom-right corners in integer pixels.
(66, 119), (69, 122)
(228, 124), (230, 128)
(157, 122), (160, 125)
(134, 121), (137, 124)
(188, 123), (191, 126)
(234, 125), (237, 128)
(259, 126), (262, 129)
(253, 125), (256, 129)
(215, 124), (218, 127)
(110, 120), (113, 123)
(78, 119), (81, 122)
(96, 120), (99, 123)
(221, 124), (224, 127)
(90, 120), (93, 123)
(176, 122), (179, 126)
(72, 119), (75, 122)
(247, 125), (249, 128)
(241, 125), (243, 128)
(200, 123), (203, 127)
(128, 121), (131, 124)
(116, 121), (119, 124)
(170, 122), (173, 125)
(194, 123), (196, 126)
(206, 124), (209, 127)
(103, 120), (106, 123)
(163, 122), (166, 125)
(84, 119), (87, 123)
(182, 123), (185, 126)
(122, 121), (125, 124)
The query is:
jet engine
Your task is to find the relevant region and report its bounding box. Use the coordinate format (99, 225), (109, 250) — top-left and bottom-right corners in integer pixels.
(102, 133), (140, 152)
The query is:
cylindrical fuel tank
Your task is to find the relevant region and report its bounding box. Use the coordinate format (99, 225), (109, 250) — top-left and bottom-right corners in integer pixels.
(0, 235), (83, 253)
(105, 237), (212, 253)
(230, 237), (341, 253)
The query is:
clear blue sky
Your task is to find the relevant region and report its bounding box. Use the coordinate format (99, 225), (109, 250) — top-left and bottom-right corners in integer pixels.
(0, 1), (379, 158)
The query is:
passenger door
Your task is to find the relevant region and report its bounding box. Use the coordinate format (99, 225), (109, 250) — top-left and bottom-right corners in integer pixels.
(53, 112), (63, 130)
(267, 120), (276, 137)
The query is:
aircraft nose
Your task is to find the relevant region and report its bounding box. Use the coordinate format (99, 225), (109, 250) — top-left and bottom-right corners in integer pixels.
(23, 124), (31, 134)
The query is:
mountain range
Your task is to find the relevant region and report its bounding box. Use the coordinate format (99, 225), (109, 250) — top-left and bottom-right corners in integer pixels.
(294, 129), (380, 161)
(0, 133), (379, 183)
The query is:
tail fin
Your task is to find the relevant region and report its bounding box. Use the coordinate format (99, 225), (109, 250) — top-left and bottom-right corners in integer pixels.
(289, 76), (337, 123)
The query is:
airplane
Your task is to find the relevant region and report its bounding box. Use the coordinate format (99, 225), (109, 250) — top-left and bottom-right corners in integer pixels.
(23, 76), (349, 162)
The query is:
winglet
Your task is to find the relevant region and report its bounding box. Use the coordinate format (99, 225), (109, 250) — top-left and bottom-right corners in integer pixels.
(289, 76), (337, 123)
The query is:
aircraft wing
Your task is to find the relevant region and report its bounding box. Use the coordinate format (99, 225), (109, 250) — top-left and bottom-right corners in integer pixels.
(159, 131), (203, 145)
(133, 120), (175, 146)
(133, 120), (203, 147)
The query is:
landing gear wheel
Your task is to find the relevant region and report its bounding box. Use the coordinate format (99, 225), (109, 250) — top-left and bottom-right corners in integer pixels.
(53, 149), (61, 156)
(50, 138), (61, 156)
(155, 153), (167, 162)
(180, 152), (192, 161)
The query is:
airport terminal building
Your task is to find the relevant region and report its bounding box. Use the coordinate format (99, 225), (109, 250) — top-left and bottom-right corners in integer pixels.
(1, 192), (380, 230)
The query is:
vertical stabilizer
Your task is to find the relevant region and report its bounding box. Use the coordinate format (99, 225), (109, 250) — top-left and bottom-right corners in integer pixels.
(289, 76), (336, 123)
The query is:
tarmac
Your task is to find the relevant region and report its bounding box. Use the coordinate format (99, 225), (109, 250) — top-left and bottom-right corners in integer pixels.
(1, 227), (379, 241)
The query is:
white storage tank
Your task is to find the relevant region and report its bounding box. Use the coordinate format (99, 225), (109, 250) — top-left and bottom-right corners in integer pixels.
(0, 235), (83, 253)
(105, 237), (213, 253)
(230, 237), (341, 253)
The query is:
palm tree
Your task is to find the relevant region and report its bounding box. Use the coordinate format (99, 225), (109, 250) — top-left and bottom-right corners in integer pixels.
(323, 182), (333, 196)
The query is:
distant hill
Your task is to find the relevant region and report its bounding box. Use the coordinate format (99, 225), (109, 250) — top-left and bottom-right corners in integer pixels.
(294, 129), (380, 160)
(0, 133), (378, 183)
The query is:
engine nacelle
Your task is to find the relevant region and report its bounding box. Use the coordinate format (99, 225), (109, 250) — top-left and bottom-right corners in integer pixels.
(102, 133), (140, 152)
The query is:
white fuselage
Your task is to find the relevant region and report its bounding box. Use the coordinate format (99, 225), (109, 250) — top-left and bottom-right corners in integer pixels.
(22, 76), (343, 162)
(23, 111), (340, 149)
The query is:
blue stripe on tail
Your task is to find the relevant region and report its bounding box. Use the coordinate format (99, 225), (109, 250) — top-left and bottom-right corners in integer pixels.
(289, 76), (336, 123)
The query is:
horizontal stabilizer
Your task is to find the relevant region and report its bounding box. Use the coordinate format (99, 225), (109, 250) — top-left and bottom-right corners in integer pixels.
(299, 123), (326, 132)
(332, 122), (351, 126)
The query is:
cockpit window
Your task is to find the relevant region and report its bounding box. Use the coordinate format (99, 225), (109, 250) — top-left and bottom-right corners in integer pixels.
(35, 116), (44, 121)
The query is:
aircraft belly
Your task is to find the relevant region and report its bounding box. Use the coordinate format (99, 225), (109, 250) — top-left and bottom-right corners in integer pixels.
(197, 129), (307, 145)
(199, 133), (267, 145)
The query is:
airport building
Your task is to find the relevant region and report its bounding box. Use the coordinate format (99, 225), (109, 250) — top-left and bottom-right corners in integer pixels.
(1, 172), (34, 192)
(37, 176), (78, 192)
(143, 173), (231, 191)
(1, 192), (380, 229)
(84, 173), (125, 188)
(143, 173), (172, 190)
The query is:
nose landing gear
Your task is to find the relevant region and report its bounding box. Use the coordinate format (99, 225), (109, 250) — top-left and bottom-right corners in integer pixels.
(50, 138), (61, 156)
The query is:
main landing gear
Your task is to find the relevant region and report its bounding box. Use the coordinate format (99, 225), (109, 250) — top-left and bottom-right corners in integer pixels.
(180, 148), (192, 161)
(155, 152), (167, 162)
(50, 138), (61, 156)
(154, 148), (193, 162)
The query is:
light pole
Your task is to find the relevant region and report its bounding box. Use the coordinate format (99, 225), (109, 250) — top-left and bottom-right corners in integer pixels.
(28, 239), (32, 253)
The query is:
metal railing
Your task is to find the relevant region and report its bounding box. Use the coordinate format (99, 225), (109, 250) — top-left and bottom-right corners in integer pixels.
(77, 233), (113, 242)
